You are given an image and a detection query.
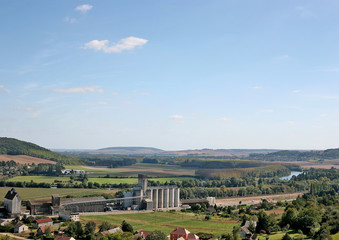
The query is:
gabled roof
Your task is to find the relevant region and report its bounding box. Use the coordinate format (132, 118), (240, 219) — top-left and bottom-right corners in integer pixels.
(171, 227), (190, 235)
(36, 218), (53, 224)
(136, 230), (151, 239)
(54, 235), (73, 240)
(5, 188), (19, 200)
(38, 226), (54, 233)
(241, 226), (250, 234)
(14, 222), (27, 228)
(187, 233), (199, 240)
(100, 227), (123, 236)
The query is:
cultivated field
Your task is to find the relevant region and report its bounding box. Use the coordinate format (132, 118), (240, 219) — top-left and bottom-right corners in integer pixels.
(0, 187), (111, 200)
(81, 211), (239, 236)
(0, 154), (56, 165)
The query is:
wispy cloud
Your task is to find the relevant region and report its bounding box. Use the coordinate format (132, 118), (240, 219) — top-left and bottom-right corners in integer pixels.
(53, 86), (104, 94)
(83, 37), (148, 53)
(261, 109), (274, 113)
(75, 4), (93, 14)
(252, 86), (262, 90)
(276, 55), (289, 61)
(169, 115), (184, 120)
(13, 107), (34, 112)
(65, 16), (77, 23)
(287, 121), (296, 125)
(316, 67), (339, 73)
(0, 85), (9, 93)
(292, 90), (301, 94)
(320, 113), (328, 117)
(295, 6), (313, 18)
(84, 102), (107, 106)
(217, 117), (232, 122)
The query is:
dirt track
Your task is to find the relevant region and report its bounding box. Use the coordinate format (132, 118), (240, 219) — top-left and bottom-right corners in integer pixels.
(216, 191), (307, 206)
(0, 154), (56, 164)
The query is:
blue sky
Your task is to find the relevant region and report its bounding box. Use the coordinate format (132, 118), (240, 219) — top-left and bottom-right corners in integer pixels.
(1, 0), (339, 150)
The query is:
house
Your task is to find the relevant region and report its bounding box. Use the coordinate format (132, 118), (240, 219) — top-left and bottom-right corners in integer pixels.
(240, 226), (251, 239)
(34, 218), (53, 228)
(135, 230), (151, 239)
(59, 212), (80, 221)
(54, 236), (75, 240)
(4, 188), (22, 215)
(98, 227), (123, 238)
(14, 222), (29, 233)
(240, 221), (257, 239)
(170, 227), (199, 240)
(0, 219), (12, 226)
(37, 226), (54, 236)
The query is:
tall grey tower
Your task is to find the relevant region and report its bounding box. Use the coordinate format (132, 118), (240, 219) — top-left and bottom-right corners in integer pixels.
(138, 174), (148, 195)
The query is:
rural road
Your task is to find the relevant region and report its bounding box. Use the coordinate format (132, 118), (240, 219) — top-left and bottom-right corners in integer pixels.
(0, 232), (30, 240)
(216, 191), (307, 206)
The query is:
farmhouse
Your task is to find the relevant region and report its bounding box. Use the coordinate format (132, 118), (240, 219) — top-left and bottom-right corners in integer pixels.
(14, 222), (29, 233)
(34, 218), (53, 228)
(170, 227), (199, 240)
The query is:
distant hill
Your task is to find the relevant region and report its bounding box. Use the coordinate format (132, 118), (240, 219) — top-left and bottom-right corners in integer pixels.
(159, 149), (279, 157)
(97, 147), (164, 155)
(249, 148), (339, 162)
(0, 137), (80, 165)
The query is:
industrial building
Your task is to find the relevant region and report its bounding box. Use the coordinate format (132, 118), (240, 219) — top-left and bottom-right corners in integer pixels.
(124, 174), (180, 210)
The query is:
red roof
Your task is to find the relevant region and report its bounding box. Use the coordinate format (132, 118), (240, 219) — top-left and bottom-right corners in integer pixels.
(36, 218), (53, 224)
(171, 227), (190, 235)
(38, 226), (54, 233)
(188, 233), (199, 240)
(136, 230), (151, 239)
(55, 236), (72, 240)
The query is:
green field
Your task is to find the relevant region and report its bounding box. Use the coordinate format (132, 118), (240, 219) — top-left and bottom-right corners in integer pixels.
(82, 211), (239, 236)
(8, 176), (195, 185)
(0, 187), (110, 201)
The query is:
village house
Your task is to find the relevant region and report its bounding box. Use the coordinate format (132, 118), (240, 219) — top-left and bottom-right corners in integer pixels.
(54, 235), (76, 240)
(170, 227), (199, 240)
(34, 218), (53, 229)
(37, 225), (54, 236)
(98, 227), (123, 238)
(240, 221), (257, 240)
(14, 222), (29, 233)
(135, 230), (151, 239)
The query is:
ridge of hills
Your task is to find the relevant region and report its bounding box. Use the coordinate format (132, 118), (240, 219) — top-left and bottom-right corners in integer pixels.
(0, 137), (80, 165)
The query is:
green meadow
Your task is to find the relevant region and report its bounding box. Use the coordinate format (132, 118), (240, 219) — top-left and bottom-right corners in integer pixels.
(82, 211), (239, 236)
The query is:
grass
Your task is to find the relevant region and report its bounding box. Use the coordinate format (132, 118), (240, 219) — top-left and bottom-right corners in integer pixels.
(81, 211), (239, 236)
(0, 187), (110, 201)
(8, 176), (195, 185)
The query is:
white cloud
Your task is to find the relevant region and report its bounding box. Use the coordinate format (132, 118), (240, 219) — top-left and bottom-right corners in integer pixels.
(295, 6), (313, 18)
(14, 107), (34, 112)
(320, 113), (328, 117)
(65, 16), (77, 23)
(53, 86), (103, 94)
(169, 115), (184, 120)
(292, 90), (301, 94)
(75, 4), (93, 14)
(83, 37), (148, 53)
(261, 109), (274, 113)
(0, 85), (9, 93)
(112, 92), (119, 96)
(287, 121), (296, 125)
(252, 86), (262, 90)
(276, 55), (289, 61)
(218, 117), (232, 122)
(84, 102), (107, 106)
